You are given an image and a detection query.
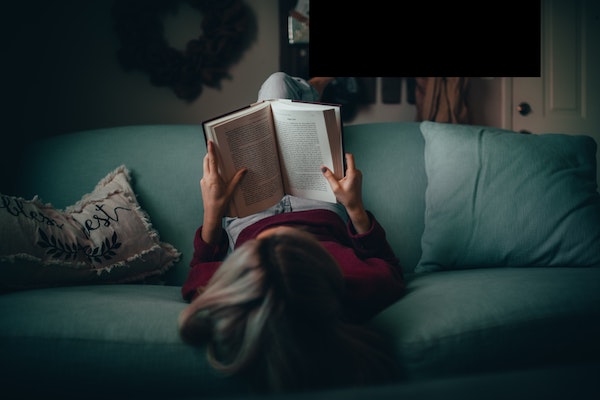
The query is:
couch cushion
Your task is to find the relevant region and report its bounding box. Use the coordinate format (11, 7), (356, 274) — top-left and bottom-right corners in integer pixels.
(0, 284), (250, 398)
(370, 268), (600, 379)
(416, 121), (600, 272)
(1, 165), (180, 291)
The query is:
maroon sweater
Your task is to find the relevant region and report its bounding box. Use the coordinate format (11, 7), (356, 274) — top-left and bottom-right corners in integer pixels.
(181, 209), (405, 322)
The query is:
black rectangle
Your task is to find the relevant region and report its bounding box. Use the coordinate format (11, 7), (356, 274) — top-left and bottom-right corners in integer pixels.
(309, 1), (541, 77)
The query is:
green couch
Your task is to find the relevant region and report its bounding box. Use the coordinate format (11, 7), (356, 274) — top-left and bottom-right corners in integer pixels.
(1, 121), (599, 399)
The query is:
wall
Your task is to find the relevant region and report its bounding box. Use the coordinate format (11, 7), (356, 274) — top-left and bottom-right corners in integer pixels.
(1, 0), (279, 191)
(3, 1), (279, 139)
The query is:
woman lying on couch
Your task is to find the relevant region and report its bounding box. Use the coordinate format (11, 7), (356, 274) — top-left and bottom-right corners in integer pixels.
(178, 73), (405, 393)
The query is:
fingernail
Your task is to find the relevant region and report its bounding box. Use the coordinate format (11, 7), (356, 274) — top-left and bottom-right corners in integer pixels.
(321, 167), (327, 173)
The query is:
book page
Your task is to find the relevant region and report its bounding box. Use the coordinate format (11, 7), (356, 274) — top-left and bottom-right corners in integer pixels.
(276, 100), (344, 177)
(204, 103), (285, 217)
(270, 101), (344, 203)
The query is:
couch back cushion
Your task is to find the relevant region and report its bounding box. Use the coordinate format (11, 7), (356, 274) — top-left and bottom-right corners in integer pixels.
(343, 122), (427, 273)
(14, 123), (428, 285)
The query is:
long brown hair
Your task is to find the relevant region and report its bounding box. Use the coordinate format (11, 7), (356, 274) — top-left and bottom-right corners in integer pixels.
(178, 229), (398, 393)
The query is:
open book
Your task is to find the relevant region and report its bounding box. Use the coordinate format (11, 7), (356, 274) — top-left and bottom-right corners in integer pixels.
(202, 99), (344, 218)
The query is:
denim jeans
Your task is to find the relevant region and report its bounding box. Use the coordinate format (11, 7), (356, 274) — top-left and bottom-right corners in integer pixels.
(257, 72), (320, 102)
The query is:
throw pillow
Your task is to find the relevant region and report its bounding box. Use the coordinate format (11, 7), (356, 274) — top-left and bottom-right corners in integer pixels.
(0, 165), (181, 291)
(416, 121), (600, 273)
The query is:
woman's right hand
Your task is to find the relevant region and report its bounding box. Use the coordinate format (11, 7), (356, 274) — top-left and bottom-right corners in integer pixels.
(200, 141), (247, 244)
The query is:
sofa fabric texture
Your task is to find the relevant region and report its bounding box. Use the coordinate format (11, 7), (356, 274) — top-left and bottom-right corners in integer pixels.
(1, 122), (599, 399)
(417, 121), (600, 272)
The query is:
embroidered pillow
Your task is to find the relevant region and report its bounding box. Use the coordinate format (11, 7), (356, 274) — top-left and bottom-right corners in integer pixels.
(0, 165), (180, 291)
(416, 121), (600, 273)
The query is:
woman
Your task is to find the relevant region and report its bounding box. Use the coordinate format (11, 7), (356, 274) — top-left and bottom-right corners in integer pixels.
(178, 137), (405, 393)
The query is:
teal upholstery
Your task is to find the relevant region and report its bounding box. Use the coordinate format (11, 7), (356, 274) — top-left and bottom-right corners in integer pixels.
(342, 122), (427, 272)
(1, 122), (599, 398)
(0, 285), (244, 398)
(14, 122), (429, 282)
(416, 121), (600, 272)
(370, 267), (600, 379)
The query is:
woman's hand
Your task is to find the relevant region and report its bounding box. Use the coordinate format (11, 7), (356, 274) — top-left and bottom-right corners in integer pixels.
(321, 153), (371, 234)
(200, 141), (247, 244)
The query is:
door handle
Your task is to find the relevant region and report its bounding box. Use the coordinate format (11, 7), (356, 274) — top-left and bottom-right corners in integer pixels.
(517, 102), (532, 116)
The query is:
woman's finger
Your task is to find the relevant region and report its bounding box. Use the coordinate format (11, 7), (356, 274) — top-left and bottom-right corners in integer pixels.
(321, 166), (340, 190)
(345, 153), (356, 171)
(203, 151), (210, 174)
(206, 141), (219, 174)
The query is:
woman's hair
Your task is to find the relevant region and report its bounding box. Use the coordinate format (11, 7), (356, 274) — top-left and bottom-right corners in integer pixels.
(178, 228), (398, 393)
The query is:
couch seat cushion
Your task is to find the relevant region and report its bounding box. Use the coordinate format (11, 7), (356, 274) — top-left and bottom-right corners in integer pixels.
(0, 284), (250, 398)
(370, 267), (600, 379)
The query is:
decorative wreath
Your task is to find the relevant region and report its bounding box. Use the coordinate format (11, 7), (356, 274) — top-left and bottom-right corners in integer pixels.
(112, 0), (257, 102)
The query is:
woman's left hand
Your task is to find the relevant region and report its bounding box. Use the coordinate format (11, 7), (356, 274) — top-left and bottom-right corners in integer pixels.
(321, 153), (371, 234)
